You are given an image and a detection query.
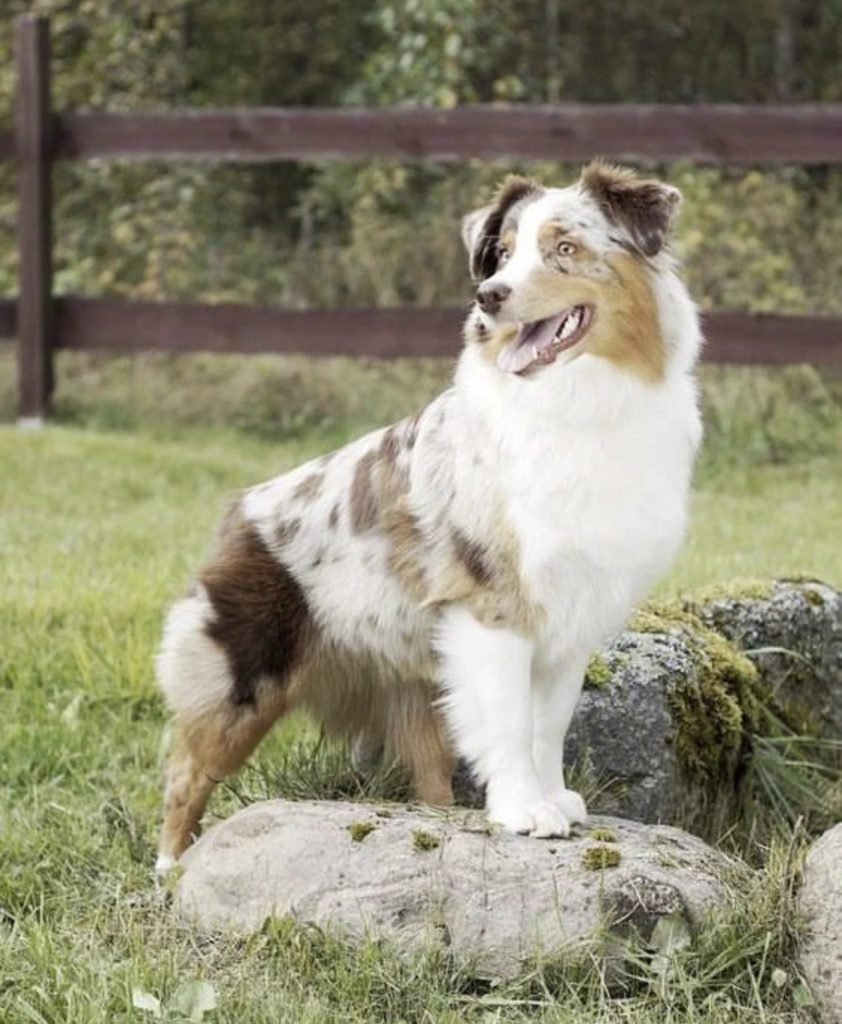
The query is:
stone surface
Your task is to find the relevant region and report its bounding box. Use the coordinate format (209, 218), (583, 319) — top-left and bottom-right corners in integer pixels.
(175, 799), (733, 980)
(798, 823), (842, 1023)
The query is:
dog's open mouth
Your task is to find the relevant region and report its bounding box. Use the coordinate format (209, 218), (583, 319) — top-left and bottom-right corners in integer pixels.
(497, 304), (594, 375)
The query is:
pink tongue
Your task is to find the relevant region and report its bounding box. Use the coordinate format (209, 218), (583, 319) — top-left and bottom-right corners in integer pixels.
(497, 314), (565, 374)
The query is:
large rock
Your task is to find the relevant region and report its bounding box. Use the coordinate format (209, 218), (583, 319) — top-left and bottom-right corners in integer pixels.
(798, 823), (842, 1023)
(565, 579), (842, 830)
(175, 799), (734, 980)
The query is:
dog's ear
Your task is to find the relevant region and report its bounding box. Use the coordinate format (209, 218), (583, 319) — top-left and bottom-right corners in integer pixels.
(461, 175), (540, 280)
(461, 204), (495, 278)
(580, 161), (681, 257)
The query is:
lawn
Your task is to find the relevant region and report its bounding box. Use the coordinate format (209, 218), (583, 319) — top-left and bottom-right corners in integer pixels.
(1, 348), (841, 1022)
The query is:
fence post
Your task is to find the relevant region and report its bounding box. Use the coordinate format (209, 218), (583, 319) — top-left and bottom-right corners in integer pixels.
(15, 14), (53, 425)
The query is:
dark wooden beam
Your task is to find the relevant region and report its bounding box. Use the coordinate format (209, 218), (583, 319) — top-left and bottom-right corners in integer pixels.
(15, 14), (54, 421)
(53, 297), (842, 366)
(52, 104), (842, 165)
(0, 299), (17, 338)
(54, 298), (465, 359)
(705, 311), (842, 366)
(0, 129), (14, 161)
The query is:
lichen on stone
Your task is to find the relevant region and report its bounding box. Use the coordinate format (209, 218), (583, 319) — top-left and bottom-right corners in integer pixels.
(588, 826), (619, 843)
(582, 844), (622, 870)
(412, 828), (441, 852)
(682, 577), (775, 608)
(629, 601), (766, 788)
(584, 653), (613, 691)
(347, 820), (377, 843)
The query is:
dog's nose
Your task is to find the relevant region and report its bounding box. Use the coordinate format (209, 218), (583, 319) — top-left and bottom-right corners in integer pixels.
(476, 282), (511, 315)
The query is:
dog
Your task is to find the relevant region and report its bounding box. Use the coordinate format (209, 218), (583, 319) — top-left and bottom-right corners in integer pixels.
(155, 161), (702, 871)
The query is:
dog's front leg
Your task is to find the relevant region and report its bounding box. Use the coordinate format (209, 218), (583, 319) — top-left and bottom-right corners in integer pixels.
(531, 653), (589, 827)
(436, 607), (571, 837)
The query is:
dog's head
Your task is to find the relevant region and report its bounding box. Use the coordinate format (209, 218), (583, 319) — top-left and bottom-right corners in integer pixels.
(461, 162), (682, 381)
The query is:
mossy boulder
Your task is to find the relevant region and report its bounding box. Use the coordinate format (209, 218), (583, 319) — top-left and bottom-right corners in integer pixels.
(565, 579), (842, 835)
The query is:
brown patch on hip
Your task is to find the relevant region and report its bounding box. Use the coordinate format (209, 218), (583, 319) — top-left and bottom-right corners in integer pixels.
(200, 509), (313, 706)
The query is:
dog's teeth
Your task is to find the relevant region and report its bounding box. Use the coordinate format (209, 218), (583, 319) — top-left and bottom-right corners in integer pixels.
(560, 313), (576, 340)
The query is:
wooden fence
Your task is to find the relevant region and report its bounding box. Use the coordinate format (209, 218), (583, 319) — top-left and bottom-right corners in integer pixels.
(2, 14), (842, 420)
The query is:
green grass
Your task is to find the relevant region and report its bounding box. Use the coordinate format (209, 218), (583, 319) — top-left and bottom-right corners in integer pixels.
(1, 348), (840, 1022)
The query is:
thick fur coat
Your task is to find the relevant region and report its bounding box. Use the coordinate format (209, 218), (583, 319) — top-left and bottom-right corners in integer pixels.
(155, 162), (702, 870)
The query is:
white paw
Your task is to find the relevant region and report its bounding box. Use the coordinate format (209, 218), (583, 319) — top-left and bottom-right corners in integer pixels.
(488, 797), (572, 838)
(549, 788), (588, 825)
(154, 853), (178, 876)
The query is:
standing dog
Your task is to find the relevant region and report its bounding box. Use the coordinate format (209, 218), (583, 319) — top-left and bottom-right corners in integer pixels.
(155, 161), (702, 871)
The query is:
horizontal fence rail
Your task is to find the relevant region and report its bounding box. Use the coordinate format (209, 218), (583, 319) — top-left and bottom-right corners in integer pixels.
(3, 298), (840, 368)
(31, 104), (842, 165)
(52, 299), (463, 358)
(6, 104), (842, 167)
(4, 13), (842, 420)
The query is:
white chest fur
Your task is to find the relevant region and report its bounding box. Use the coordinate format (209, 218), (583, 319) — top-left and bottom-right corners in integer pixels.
(452, 347), (701, 660)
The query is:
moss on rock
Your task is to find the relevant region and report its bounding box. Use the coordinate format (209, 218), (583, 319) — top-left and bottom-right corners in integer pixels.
(584, 653), (613, 691)
(682, 577), (776, 608)
(581, 844), (622, 870)
(411, 828), (441, 852)
(629, 601), (767, 788)
(588, 826), (619, 843)
(347, 820), (377, 843)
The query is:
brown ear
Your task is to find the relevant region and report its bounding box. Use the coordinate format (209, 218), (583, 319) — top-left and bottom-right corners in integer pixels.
(461, 175), (540, 280)
(581, 161), (681, 257)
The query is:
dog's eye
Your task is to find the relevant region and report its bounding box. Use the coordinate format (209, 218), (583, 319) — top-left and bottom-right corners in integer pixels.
(496, 244), (511, 265)
(557, 241), (577, 257)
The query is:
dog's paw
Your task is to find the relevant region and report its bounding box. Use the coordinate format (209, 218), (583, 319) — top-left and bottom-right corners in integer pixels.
(154, 852), (178, 876)
(487, 798), (572, 838)
(548, 788), (588, 825)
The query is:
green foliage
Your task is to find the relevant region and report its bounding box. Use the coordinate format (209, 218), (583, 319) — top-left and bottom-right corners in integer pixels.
(352, 0), (523, 108)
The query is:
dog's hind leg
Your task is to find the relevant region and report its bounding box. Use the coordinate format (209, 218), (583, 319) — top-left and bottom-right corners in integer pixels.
(156, 513), (314, 870)
(386, 682), (455, 807)
(154, 582), (294, 871)
(157, 696), (286, 872)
